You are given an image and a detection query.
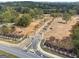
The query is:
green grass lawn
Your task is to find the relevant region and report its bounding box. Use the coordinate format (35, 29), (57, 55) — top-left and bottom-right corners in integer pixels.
(0, 50), (18, 58)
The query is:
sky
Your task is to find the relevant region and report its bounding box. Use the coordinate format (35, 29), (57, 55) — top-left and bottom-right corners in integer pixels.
(0, 0), (79, 2)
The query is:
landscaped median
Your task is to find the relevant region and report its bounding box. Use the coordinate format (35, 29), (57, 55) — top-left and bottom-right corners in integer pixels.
(37, 40), (63, 58)
(0, 50), (18, 58)
(0, 36), (32, 49)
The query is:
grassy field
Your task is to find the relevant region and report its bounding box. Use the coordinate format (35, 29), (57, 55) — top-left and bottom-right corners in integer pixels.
(0, 50), (18, 58)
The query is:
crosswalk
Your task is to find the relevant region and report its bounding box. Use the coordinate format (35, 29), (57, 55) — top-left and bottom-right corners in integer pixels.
(17, 38), (32, 49)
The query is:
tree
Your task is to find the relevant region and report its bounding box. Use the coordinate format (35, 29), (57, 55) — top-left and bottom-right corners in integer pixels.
(2, 7), (19, 23)
(50, 12), (62, 18)
(15, 7), (30, 14)
(62, 12), (71, 23)
(0, 15), (4, 24)
(29, 8), (43, 19)
(16, 14), (32, 27)
(1, 25), (10, 34)
(68, 9), (77, 16)
(29, 9), (36, 18)
(33, 8), (43, 18)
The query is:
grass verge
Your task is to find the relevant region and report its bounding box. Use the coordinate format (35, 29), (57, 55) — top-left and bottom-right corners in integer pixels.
(0, 50), (18, 58)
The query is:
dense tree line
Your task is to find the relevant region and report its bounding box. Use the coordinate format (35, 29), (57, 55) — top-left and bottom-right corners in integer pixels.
(0, 1), (79, 24)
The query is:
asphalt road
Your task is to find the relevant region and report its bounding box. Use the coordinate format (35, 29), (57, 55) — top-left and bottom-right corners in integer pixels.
(0, 44), (42, 58)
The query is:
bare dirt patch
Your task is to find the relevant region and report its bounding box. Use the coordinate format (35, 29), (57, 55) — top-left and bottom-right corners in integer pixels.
(13, 20), (41, 36)
(44, 16), (79, 40)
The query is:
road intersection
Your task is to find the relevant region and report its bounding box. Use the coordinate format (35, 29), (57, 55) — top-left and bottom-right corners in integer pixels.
(0, 16), (63, 58)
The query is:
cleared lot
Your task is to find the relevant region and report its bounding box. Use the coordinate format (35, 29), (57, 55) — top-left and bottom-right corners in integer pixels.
(44, 16), (79, 40)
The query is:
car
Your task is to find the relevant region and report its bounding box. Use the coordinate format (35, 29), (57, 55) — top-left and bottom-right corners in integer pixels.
(29, 49), (35, 53)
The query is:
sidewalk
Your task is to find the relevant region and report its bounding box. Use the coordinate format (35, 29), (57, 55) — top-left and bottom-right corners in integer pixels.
(37, 41), (62, 58)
